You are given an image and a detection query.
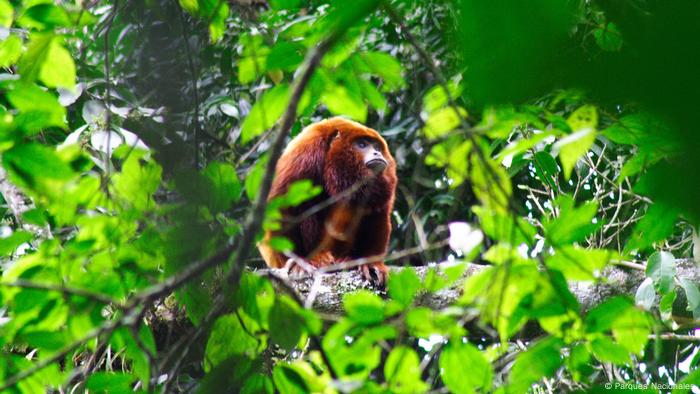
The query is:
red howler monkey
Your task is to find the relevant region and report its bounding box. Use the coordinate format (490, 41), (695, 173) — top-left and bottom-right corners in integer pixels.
(258, 117), (397, 286)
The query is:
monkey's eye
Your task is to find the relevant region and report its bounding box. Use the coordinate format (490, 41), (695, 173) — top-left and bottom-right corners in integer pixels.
(355, 140), (368, 149)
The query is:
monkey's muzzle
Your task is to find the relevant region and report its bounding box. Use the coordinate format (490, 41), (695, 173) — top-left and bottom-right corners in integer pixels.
(366, 158), (388, 173)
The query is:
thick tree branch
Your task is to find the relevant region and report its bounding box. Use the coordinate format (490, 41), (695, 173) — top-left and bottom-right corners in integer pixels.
(260, 259), (700, 316)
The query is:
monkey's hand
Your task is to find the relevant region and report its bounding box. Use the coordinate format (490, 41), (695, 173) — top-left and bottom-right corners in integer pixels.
(359, 262), (388, 289)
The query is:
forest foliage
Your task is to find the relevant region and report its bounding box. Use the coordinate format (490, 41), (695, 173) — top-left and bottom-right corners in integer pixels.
(0, 0), (699, 392)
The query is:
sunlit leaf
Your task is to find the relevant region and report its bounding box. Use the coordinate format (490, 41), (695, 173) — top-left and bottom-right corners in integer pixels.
(343, 290), (385, 325)
(545, 246), (612, 280)
(440, 341), (492, 393)
(508, 338), (562, 393)
(423, 81), (463, 113)
(321, 84), (367, 122)
(385, 346), (427, 393)
(423, 106), (468, 140)
(19, 33), (76, 88)
(590, 336), (630, 364)
(387, 268), (421, 307)
(0, 35), (22, 68)
(544, 195), (600, 246)
(360, 51), (404, 91)
(0, 230), (32, 256)
(241, 85), (289, 143)
(554, 105), (598, 179)
(0, 0), (12, 27)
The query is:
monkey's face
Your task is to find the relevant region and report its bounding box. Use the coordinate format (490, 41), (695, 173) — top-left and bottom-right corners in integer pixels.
(353, 137), (388, 173)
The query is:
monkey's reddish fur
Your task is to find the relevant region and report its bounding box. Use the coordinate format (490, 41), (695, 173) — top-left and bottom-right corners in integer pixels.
(258, 117), (397, 282)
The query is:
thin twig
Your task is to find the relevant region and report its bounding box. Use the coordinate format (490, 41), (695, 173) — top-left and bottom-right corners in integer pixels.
(175, 0), (202, 168)
(103, 0), (118, 189)
(0, 280), (121, 307)
(318, 238), (449, 273)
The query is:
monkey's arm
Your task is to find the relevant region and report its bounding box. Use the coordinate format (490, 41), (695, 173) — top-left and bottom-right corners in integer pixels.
(308, 203), (362, 266)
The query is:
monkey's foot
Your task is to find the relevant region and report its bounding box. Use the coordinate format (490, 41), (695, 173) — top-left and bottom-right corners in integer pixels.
(359, 262), (388, 288)
(283, 258), (317, 277)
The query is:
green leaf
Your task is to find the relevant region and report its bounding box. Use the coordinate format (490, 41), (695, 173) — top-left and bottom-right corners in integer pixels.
(205, 313), (263, 370)
(384, 346), (427, 393)
(21, 4), (71, 29)
(508, 338), (562, 393)
(238, 55), (267, 84)
(0, 0), (12, 27)
(112, 151), (162, 212)
(267, 236), (294, 252)
(272, 364), (309, 394)
(594, 22), (623, 51)
(6, 82), (67, 131)
(387, 268), (421, 307)
(207, 2), (228, 42)
(585, 296), (633, 333)
(202, 161), (242, 212)
(17, 32), (50, 82)
(321, 84), (367, 122)
(613, 306), (650, 354)
(679, 278), (700, 319)
(634, 278), (656, 310)
(472, 206), (536, 245)
(0, 230), (32, 256)
(267, 41), (304, 71)
(0, 35), (22, 68)
(646, 251), (676, 294)
(3, 143), (75, 185)
(269, 295), (305, 351)
(234, 273), (274, 326)
(86, 372), (136, 394)
(278, 179), (322, 207)
(625, 203), (679, 253)
(241, 85), (289, 143)
(425, 137), (472, 185)
(659, 290), (676, 322)
(178, 0), (198, 14)
(555, 105), (598, 179)
(244, 156), (267, 201)
(439, 341), (492, 394)
(544, 195), (600, 246)
(585, 296), (650, 355)
(545, 246), (612, 280)
(470, 154), (512, 213)
(422, 81), (463, 113)
(197, 356), (260, 394)
(343, 290), (385, 325)
(242, 374), (274, 394)
(360, 51), (404, 91)
(675, 363), (700, 394)
(179, 283), (214, 325)
(39, 36), (76, 88)
(532, 151), (559, 188)
(423, 106), (468, 140)
(270, 0), (302, 10)
(590, 336), (630, 364)
(358, 78), (386, 111)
